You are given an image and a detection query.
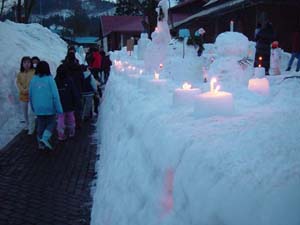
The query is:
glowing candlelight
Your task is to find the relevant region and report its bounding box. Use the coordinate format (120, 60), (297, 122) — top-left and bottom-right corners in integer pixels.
(210, 77), (217, 92)
(139, 69), (143, 75)
(159, 63), (164, 69)
(173, 82), (200, 107)
(182, 82), (192, 90)
(258, 64), (262, 68)
(248, 78), (270, 95)
(154, 72), (160, 80)
(132, 66), (136, 70)
(194, 78), (234, 117)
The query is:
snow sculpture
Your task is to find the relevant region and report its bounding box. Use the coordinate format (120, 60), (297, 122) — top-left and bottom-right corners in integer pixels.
(207, 32), (252, 84)
(144, 0), (171, 72)
(77, 45), (86, 64)
(137, 33), (151, 60)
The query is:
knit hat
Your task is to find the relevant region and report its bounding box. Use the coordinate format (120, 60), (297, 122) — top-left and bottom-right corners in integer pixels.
(271, 41), (279, 49)
(199, 28), (206, 35)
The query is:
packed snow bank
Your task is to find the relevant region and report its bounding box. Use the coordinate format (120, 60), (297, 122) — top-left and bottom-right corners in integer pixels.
(92, 33), (300, 225)
(0, 20), (67, 149)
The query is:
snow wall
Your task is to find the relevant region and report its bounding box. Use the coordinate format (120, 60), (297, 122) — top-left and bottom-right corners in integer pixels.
(0, 20), (67, 148)
(91, 38), (300, 225)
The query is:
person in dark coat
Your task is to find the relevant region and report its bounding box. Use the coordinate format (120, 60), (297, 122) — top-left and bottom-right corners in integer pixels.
(101, 52), (112, 84)
(197, 28), (206, 57)
(254, 22), (275, 75)
(63, 51), (85, 129)
(55, 64), (81, 140)
(286, 28), (300, 72)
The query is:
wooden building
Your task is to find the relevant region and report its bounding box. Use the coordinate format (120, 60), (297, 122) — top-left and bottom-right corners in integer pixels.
(100, 16), (146, 51)
(170, 0), (300, 51)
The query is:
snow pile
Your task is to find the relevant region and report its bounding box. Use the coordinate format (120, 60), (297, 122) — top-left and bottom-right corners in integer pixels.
(207, 32), (252, 86)
(0, 20), (67, 149)
(91, 32), (300, 225)
(215, 32), (249, 57)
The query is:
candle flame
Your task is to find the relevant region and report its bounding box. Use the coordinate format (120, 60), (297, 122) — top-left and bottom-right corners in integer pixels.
(210, 78), (221, 93)
(160, 63), (163, 69)
(182, 82), (192, 90)
(154, 72), (160, 80)
(139, 69), (143, 74)
(210, 77), (217, 92)
(258, 56), (263, 61)
(258, 64), (262, 68)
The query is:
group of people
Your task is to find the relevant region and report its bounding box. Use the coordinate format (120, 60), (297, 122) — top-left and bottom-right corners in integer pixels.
(254, 22), (300, 75)
(16, 45), (112, 150)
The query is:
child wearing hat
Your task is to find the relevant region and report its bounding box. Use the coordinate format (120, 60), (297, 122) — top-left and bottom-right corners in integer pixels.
(270, 41), (281, 75)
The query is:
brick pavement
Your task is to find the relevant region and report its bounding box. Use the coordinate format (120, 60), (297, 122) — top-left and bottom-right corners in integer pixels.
(0, 120), (98, 225)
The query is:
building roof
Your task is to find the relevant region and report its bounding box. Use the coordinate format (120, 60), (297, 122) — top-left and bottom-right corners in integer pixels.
(101, 16), (146, 37)
(173, 0), (300, 28)
(174, 0), (246, 27)
(63, 36), (99, 45)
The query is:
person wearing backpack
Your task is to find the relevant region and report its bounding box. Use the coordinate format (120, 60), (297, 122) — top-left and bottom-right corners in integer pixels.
(55, 64), (81, 141)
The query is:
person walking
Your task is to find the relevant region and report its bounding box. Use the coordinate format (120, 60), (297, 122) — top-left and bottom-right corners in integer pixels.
(286, 28), (300, 72)
(254, 22), (275, 75)
(29, 61), (63, 150)
(63, 50), (84, 129)
(55, 64), (81, 141)
(16, 56), (36, 134)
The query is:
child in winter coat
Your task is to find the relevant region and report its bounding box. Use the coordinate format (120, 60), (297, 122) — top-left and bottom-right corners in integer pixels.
(81, 67), (97, 121)
(270, 41), (281, 75)
(55, 64), (81, 141)
(16, 56), (36, 134)
(29, 61), (63, 150)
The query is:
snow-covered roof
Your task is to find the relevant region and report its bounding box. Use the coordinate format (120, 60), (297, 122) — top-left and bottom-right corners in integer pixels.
(63, 37), (99, 44)
(174, 0), (246, 27)
(203, 0), (220, 7)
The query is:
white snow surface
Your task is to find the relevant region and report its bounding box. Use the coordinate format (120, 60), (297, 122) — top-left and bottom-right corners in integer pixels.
(91, 32), (300, 225)
(0, 20), (67, 149)
(1, 20), (300, 225)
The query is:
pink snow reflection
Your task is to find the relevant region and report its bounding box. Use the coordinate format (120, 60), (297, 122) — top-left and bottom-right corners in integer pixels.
(160, 168), (174, 218)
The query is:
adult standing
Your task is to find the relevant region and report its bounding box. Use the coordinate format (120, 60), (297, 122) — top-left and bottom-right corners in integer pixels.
(286, 28), (300, 72)
(254, 22), (275, 75)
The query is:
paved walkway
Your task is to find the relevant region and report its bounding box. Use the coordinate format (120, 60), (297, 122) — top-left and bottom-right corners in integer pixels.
(0, 119), (98, 225)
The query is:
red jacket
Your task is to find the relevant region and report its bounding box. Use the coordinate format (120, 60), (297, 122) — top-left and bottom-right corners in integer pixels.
(292, 31), (300, 52)
(91, 51), (102, 69)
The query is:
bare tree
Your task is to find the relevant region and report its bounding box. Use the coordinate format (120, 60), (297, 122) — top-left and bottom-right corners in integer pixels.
(14, 0), (35, 23)
(0, 0), (7, 19)
(130, 0), (158, 37)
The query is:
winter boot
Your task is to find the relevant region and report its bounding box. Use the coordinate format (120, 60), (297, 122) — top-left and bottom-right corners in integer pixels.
(41, 130), (53, 150)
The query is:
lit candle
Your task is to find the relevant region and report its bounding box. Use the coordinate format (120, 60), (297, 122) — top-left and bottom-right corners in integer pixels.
(173, 82), (201, 107)
(159, 63), (164, 69)
(148, 71), (167, 89)
(248, 78), (270, 95)
(230, 20), (234, 32)
(194, 78), (234, 117)
(254, 67), (265, 78)
(154, 71), (160, 80)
